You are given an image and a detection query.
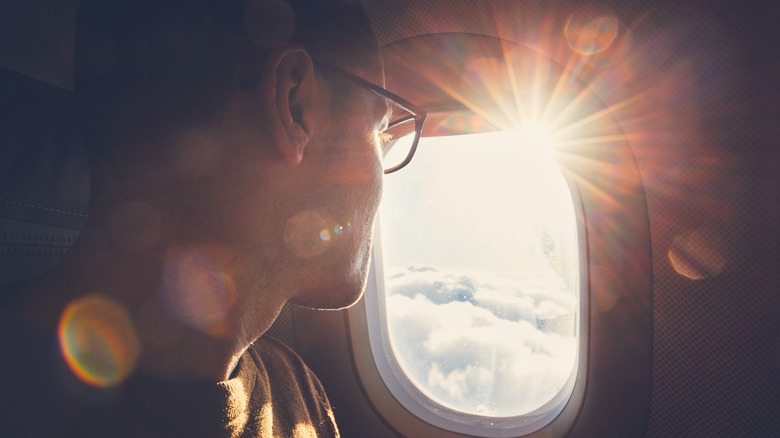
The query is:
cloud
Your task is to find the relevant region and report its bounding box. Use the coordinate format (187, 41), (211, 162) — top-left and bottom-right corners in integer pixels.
(384, 265), (578, 417)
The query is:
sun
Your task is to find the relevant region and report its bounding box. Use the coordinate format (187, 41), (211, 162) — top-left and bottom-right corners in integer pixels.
(510, 123), (557, 166)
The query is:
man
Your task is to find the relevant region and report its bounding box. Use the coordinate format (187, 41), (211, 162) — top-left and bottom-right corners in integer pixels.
(0, 0), (410, 436)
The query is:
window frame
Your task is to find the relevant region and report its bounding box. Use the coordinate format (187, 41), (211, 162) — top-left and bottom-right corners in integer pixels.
(346, 166), (588, 437)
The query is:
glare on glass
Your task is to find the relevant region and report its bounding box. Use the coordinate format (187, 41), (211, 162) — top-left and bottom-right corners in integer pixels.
(381, 114), (418, 172)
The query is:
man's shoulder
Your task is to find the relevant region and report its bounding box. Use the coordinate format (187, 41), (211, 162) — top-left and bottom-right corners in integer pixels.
(248, 335), (325, 395)
(248, 336), (340, 437)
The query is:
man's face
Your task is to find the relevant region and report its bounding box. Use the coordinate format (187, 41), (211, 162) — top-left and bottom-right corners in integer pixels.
(276, 63), (389, 310)
(180, 54), (389, 332)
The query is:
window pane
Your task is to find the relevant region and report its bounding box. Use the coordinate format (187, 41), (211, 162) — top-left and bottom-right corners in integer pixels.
(379, 129), (580, 418)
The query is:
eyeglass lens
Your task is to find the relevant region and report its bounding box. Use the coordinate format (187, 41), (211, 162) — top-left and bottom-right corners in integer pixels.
(381, 104), (418, 172)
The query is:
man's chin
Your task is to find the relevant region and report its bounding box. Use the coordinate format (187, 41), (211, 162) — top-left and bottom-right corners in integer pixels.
(289, 287), (365, 311)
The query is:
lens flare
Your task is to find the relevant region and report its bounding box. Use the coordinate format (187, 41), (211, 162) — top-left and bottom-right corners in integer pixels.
(284, 210), (339, 258)
(58, 294), (140, 388)
(161, 246), (237, 337)
(668, 229), (727, 280)
(565, 12), (619, 55)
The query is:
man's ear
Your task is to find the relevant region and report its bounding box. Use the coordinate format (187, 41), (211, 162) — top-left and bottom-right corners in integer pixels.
(260, 46), (316, 166)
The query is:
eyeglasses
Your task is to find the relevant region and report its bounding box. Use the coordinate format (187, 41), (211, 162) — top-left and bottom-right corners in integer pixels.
(313, 62), (426, 174)
(241, 60), (426, 174)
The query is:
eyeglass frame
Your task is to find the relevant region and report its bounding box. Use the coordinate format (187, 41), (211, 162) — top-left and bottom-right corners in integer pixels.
(239, 60), (427, 174)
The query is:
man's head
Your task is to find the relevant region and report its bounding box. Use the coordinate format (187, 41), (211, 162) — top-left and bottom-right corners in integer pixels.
(74, 0), (389, 341)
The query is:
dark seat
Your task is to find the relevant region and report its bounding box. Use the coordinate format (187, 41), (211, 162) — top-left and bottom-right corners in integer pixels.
(0, 68), (88, 284)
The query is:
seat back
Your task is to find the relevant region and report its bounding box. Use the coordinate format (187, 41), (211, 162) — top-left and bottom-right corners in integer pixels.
(0, 68), (88, 284)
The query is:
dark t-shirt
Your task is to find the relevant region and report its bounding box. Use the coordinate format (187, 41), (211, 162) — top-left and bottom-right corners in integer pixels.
(0, 294), (339, 437)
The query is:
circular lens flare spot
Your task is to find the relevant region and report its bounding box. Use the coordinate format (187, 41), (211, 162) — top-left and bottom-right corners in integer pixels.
(58, 294), (140, 388)
(565, 12), (619, 55)
(668, 229), (727, 280)
(284, 210), (337, 258)
(161, 246), (237, 337)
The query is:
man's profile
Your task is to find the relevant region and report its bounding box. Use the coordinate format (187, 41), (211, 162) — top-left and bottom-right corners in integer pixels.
(0, 0), (398, 436)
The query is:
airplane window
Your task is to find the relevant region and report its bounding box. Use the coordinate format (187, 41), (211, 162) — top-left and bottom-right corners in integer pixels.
(366, 125), (582, 432)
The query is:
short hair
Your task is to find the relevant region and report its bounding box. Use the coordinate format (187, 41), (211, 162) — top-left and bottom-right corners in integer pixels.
(74, 0), (380, 166)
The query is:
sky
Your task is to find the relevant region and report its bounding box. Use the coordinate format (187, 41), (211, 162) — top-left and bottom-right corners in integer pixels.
(380, 130), (578, 276)
(377, 131), (580, 417)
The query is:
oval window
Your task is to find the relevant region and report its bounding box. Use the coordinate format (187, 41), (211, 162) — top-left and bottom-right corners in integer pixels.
(373, 126), (581, 424)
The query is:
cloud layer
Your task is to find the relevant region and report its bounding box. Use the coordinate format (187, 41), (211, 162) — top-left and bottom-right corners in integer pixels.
(385, 265), (577, 417)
